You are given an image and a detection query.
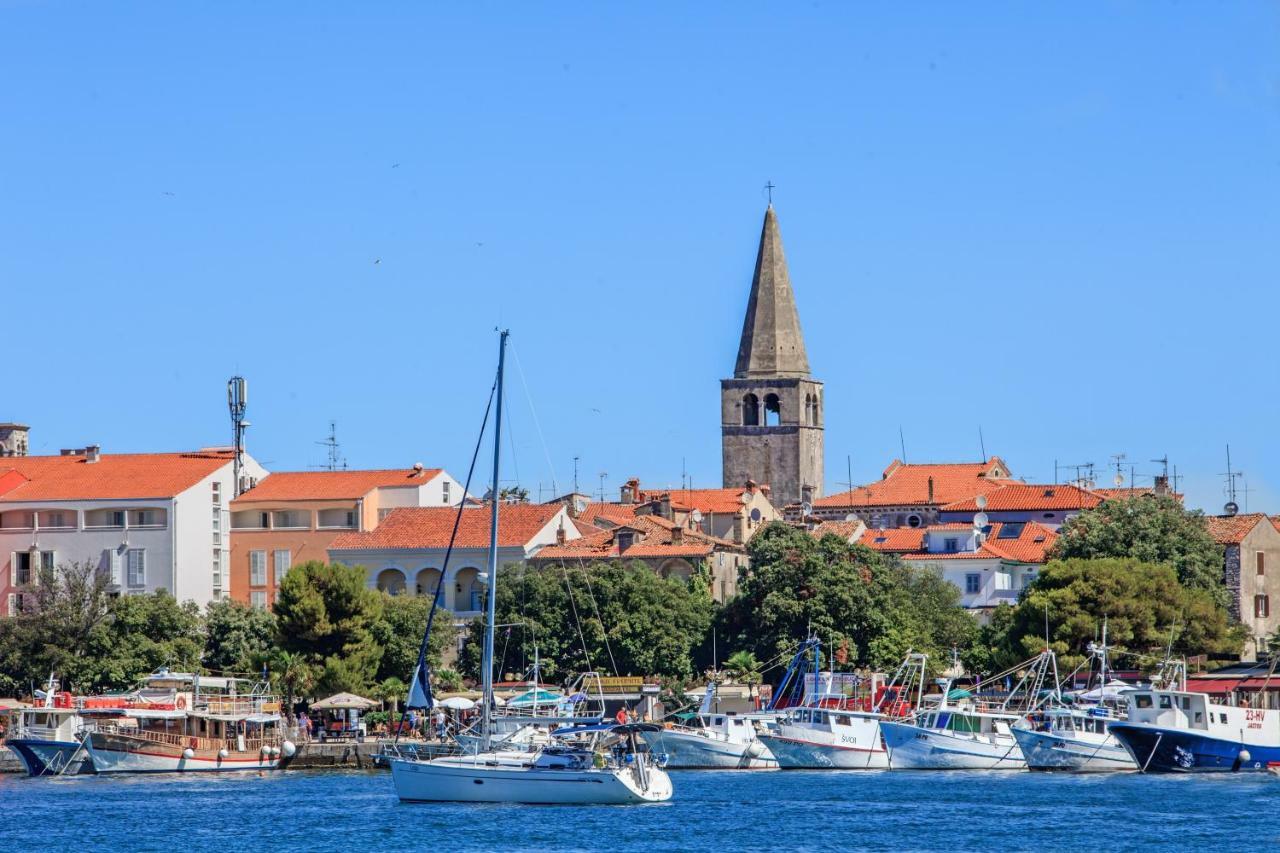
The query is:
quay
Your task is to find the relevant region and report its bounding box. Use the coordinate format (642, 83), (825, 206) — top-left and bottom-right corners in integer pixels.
(0, 740), (414, 773)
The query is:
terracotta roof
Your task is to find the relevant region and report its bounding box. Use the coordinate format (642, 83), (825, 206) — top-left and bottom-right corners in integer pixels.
(1205, 514), (1269, 545)
(232, 468), (442, 504)
(634, 487), (754, 515)
(981, 522), (1058, 563)
(0, 451), (234, 501)
(857, 527), (927, 552)
(575, 502), (639, 529)
(873, 521), (1060, 564)
(330, 503), (569, 550)
(814, 458), (1015, 509)
(942, 484), (1101, 512)
(0, 469), (28, 497)
(534, 514), (732, 562)
(810, 520), (863, 541)
(1092, 488), (1183, 503)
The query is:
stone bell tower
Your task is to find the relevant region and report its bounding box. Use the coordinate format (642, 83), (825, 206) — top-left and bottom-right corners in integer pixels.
(720, 205), (824, 508)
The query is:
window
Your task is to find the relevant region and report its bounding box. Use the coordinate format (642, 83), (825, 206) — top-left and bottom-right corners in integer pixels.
(616, 531), (635, 551)
(259, 512), (271, 528)
(944, 538), (959, 552)
(997, 522), (1025, 540)
(110, 510), (125, 527)
(1256, 595), (1270, 619)
(1159, 696), (1172, 709)
(763, 394), (781, 427)
(906, 514), (923, 528)
(346, 510), (357, 527)
(212, 481), (221, 504)
(742, 393), (759, 426)
(212, 550), (222, 590)
(46, 511), (66, 528)
(12, 552), (33, 586)
(378, 508), (393, 522)
(132, 510), (157, 527)
(1258, 552), (1266, 577)
(250, 591), (267, 610)
(249, 551), (267, 586)
(442, 482), (451, 504)
(40, 551), (54, 572)
(965, 573), (981, 594)
(273, 550), (291, 586)
(126, 549), (146, 587)
(1023, 571), (1037, 589)
(1135, 694), (1153, 709)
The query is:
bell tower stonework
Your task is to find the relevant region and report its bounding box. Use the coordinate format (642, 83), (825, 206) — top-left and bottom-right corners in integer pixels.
(721, 205), (824, 509)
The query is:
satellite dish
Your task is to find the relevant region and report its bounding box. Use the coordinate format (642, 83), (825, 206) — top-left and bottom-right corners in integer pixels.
(691, 509), (703, 524)
(1113, 472), (1124, 487)
(973, 512), (989, 528)
(844, 513), (857, 523)
(975, 495), (987, 510)
(1225, 501), (1239, 517)
(800, 502), (813, 517)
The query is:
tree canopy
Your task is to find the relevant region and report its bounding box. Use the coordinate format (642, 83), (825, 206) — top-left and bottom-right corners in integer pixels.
(979, 557), (1244, 672)
(719, 523), (979, 676)
(1051, 496), (1228, 607)
(274, 561), (384, 695)
(460, 560), (714, 682)
(369, 592), (453, 685)
(203, 599), (277, 674)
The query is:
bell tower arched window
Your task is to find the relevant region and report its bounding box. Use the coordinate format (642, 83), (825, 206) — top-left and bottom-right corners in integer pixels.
(764, 394), (781, 427)
(742, 393), (760, 426)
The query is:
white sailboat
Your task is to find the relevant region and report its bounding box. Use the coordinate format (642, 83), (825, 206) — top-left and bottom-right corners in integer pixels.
(388, 330), (673, 804)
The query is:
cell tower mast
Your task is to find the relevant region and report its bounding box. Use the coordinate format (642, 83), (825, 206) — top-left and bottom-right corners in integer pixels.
(227, 376), (249, 496)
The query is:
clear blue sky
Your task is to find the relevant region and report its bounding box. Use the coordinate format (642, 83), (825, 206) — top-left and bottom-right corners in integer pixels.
(4, 3), (1278, 513)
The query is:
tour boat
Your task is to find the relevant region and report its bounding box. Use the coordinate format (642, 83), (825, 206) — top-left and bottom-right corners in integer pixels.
(387, 330), (673, 804)
(1109, 659), (1280, 773)
(758, 652), (925, 770)
(83, 669), (293, 774)
(879, 651), (1058, 770)
(640, 683), (777, 769)
(4, 678), (98, 776)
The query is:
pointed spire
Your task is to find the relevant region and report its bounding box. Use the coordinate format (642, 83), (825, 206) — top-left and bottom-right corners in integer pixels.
(733, 205), (811, 379)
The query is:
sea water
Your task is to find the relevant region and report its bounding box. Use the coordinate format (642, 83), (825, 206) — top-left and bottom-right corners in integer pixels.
(1, 768), (1274, 852)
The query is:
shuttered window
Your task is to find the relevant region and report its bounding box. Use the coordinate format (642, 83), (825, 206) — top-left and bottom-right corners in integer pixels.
(1256, 595), (1270, 619)
(249, 551), (267, 586)
(1258, 552), (1266, 576)
(126, 549), (146, 587)
(273, 550), (291, 586)
(250, 591), (267, 610)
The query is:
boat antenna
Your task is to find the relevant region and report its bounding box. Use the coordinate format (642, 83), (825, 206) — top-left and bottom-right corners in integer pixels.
(481, 329), (510, 753)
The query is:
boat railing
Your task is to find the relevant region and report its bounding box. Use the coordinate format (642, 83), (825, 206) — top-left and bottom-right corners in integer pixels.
(200, 696), (281, 715)
(96, 723), (279, 752)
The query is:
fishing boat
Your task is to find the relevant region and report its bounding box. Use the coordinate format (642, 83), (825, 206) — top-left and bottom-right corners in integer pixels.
(879, 651), (1058, 770)
(387, 330), (673, 804)
(83, 669), (292, 774)
(640, 681), (777, 769)
(757, 642), (923, 770)
(1012, 627), (1136, 772)
(4, 677), (99, 776)
(1109, 658), (1280, 773)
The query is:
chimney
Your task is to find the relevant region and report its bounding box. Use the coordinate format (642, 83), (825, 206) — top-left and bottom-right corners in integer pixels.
(659, 493), (673, 520)
(85, 445), (101, 464)
(760, 484), (771, 498)
(556, 525), (567, 545)
(621, 478), (640, 505)
(671, 526), (684, 545)
(1153, 475), (1169, 497)
(927, 476), (934, 504)
(745, 479), (757, 494)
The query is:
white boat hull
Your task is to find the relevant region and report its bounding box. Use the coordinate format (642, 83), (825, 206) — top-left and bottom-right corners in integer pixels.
(1012, 727), (1136, 772)
(640, 729), (776, 769)
(758, 732), (888, 769)
(879, 721), (1026, 770)
(389, 754), (672, 804)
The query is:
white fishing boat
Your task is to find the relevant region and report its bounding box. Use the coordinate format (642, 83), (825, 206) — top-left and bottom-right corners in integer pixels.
(388, 330), (673, 804)
(641, 682), (776, 769)
(83, 669), (292, 774)
(759, 650), (925, 770)
(880, 651), (1058, 770)
(4, 677), (98, 776)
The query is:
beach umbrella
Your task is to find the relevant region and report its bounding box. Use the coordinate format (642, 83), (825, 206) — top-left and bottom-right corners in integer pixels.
(438, 696), (475, 711)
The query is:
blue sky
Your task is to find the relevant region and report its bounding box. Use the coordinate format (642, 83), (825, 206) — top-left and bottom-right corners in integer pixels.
(3, 3), (1278, 513)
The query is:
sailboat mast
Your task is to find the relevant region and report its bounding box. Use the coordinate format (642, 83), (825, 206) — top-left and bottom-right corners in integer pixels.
(481, 329), (509, 752)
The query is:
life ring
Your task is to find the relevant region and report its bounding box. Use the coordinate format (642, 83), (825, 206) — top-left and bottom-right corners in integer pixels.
(189, 737), (199, 749)
(176, 696), (187, 710)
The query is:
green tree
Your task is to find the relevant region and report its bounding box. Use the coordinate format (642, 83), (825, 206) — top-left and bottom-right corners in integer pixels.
(724, 650), (762, 701)
(1051, 495), (1228, 607)
(720, 523), (979, 676)
(987, 558), (1243, 671)
(434, 668), (464, 692)
(270, 649), (317, 713)
(274, 561), (384, 695)
(460, 560), (714, 681)
(203, 599), (276, 674)
(369, 593), (453, 684)
(375, 676), (408, 716)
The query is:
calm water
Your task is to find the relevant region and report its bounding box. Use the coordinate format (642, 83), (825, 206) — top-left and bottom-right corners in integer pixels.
(1, 768), (1275, 852)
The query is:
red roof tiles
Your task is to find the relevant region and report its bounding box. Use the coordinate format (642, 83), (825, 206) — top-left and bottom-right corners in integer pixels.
(634, 487), (753, 515)
(0, 451), (234, 502)
(1205, 514), (1269, 545)
(942, 484), (1102, 512)
(814, 458), (1015, 509)
(330, 503), (567, 550)
(232, 468), (442, 503)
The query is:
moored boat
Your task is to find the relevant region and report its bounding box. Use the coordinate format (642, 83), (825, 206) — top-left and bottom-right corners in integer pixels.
(641, 683), (776, 769)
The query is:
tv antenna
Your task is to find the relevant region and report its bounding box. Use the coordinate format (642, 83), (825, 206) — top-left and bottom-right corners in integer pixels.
(1221, 444), (1243, 516)
(572, 456), (580, 495)
(1109, 453), (1127, 487)
(312, 420), (348, 471)
(597, 471), (608, 504)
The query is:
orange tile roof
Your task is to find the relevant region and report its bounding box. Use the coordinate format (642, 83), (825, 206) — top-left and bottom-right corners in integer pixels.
(981, 521), (1058, 563)
(575, 502), (639, 529)
(634, 487), (753, 515)
(1092, 488), (1183, 502)
(232, 468), (442, 503)
(1205, 514), (1269, 545)
(534, 514), (730, 561)
(814, 458), (1015, 509)
(942, 483), (1102, 512)
(330, 503), (567, 550)
(809, 520), (863, 540)
(0, 451), (234, 501)
(869, 521), (1059, 564)
(858, 527), (927, 552)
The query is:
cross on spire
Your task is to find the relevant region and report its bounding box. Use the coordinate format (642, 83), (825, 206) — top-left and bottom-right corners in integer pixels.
(764, 181), (776, 204)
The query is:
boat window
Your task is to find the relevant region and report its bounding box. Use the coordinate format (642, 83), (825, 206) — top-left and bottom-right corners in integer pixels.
(1220, 713), (1228, 724)
(835, 715), (851, 726)
(814, 711), (828, 725)
(1195, 712), (1203, 724)
(1159, 696), (1172, 709)
(1180, 697), (1191, 710)
(1135, 694), (1153, 709)
(948, 714), (980, 733)
(732, 719), (745, 726)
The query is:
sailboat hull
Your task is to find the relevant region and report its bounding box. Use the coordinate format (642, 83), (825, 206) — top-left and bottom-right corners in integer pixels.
(640, 729), (776, 769)
(1012, 727), (1135, 771)
(879, 721), (1026, 769)
(389, 755), (673, 804)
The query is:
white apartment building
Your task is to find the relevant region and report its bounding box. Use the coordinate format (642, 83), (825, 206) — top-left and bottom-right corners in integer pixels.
(0, 446), (267, 612)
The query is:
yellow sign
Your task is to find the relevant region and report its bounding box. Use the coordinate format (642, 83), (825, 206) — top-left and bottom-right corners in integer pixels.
(595, 676), (646, 691)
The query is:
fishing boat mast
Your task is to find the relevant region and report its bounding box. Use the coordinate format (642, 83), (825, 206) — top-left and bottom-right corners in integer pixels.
(481, 329), (509, 753)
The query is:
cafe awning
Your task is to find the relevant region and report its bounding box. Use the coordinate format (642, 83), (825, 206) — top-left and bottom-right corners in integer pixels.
(310, 692), (378, 711)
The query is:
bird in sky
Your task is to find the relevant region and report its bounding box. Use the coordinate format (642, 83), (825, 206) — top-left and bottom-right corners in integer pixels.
(373, 258), (381, 265)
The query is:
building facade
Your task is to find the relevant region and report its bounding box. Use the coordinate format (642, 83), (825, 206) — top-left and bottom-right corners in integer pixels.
(229, 466), (464, 609)
(721, 205), (823, 509)
(1, 447), (266, 612)
(0, 423), (29, 457)
(809, 458), (1016, 527)
(1205, 514), (1280, 661)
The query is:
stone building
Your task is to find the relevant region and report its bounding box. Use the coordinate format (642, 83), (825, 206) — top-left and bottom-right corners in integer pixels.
(1205, 513), (1280, 661)
(0, 424), (29, 457)
(720, 205), (823, 510)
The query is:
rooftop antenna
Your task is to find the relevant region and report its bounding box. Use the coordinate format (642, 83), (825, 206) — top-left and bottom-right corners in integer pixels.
(898, 426), (908, 464)
(572, 456), (580, 495)
(1110, 453), (1127, 488)
(1221, 444), (1242, 516)
(978, 427), (987, 463)
(1151, 455), (1170, 482)
(597, 471), (608, 504)
(227, 376), (249, 496)
(312, 420), (347, 471)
